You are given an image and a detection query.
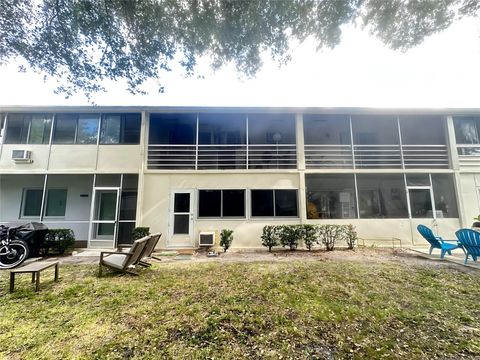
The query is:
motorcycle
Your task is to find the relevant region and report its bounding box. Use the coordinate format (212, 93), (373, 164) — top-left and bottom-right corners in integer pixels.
(0, 225), (29, 269)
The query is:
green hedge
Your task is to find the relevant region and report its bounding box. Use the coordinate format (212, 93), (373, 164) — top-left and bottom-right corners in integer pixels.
(261, 224), (358, 252)
(43, 229), (75, 255)
(132, 227), (150, 240)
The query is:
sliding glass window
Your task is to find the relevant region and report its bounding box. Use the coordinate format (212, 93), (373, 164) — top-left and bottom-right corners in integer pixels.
(53, 114), (100, 144)
(100, 114), (141, 144)
(198, 189), (245, 218)
(251, 190), (298, 217)
(5, 114), (52, 144)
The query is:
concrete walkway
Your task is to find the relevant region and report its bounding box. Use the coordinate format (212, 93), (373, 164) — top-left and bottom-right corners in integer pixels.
(411, 248), (480, 271)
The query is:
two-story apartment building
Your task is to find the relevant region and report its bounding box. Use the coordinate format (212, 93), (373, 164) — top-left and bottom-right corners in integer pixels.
(0, 107), (479, 249)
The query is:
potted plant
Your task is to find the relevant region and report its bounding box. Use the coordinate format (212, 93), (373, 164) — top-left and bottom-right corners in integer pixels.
(220, 229), (234, 252)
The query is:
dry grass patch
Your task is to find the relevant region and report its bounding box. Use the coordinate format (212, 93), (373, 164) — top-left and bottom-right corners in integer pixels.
(0, 254), (479, 359)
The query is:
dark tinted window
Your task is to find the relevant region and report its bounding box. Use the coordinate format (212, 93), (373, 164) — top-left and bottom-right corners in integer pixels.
(198, 113), (246, 144)
(53, 114), (77, 144)
(100, 113), (141, 144)
(275, 190), (298, 217)
(222, 190), (245, 217)
(251, 190), (274, 217)
(198, 190), (221, 217)
(149, 113), (197, 144)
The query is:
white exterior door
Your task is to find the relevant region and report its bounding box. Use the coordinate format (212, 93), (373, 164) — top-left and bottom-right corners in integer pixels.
(168, 190), (194, 248)
(89, 187), (120, 248)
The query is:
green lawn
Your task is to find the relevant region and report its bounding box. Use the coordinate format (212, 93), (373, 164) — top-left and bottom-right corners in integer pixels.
(0, 255), (479, 359)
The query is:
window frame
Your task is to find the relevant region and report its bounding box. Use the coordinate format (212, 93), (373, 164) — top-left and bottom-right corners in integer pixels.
(250, 189), (299, 218)
(197, 189), (246, 219)
(5, 114), (53, 145)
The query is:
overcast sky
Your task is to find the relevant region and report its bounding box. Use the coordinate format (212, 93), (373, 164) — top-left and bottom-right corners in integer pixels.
(0, 16), (479, 108)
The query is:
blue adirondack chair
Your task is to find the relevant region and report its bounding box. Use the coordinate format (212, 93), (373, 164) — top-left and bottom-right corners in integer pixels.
(417, 224), (460, 259)
(455, 228), (480, 264)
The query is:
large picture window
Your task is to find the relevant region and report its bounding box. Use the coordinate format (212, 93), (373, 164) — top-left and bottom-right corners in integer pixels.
(357, 174), (408, 218)
(251, 190), (298, 217)
(198, 189), (245, 218)
(306, 174), (357, 219)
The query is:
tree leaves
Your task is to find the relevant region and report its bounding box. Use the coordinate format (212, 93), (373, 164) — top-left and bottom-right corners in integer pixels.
(0, 0), (477, 97)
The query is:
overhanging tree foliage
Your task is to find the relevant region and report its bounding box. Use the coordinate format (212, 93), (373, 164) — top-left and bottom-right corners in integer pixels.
(0, 0), (477, 97)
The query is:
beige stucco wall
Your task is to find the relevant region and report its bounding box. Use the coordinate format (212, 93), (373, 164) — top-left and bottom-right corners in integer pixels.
(140, 172), (462, 249)
(0, 145), (49, 172)
(0, 144), (142, 173)
(49, 145), (97, 171)
(458, 173), (479, 226)
(141, 172), (300, 249)
(97, 145), (142, 173)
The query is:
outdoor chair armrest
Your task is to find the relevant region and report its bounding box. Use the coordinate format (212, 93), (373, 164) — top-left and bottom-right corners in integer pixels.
(435, 236), (444, 241)
(100, 251), (132, 261)
(117, 245), (132, 252)
(439, 239), (459, 243)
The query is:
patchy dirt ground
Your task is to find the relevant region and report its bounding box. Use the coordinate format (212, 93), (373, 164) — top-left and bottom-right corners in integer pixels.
(55, 246), (478, 274)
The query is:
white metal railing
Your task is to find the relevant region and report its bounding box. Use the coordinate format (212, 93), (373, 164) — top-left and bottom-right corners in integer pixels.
(148, 144), (297, 170)
(248, 144), (297, 169)
(304, 145), (353, 168)
(457, 144), (480, 168)
(148, 145), (196, 169)
(354, 145), (402, 168)
(402, 145), (449, 168)
(305, 144), (449, 169)
(197, 145), (247, 169)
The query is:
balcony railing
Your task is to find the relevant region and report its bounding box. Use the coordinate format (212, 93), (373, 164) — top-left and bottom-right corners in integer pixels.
(354, 145), (402, 168)
(147, 145), (196, 169)
(304, 145), (353, 168)
(457, 144), (480, 168)
(305, 144), (449, 169)
(402, 145), (449, 168)
(248, 144), (297, 169)
(148, 144), (297, 170)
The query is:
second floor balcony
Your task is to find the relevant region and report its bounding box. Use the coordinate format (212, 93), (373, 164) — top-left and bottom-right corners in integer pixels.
(148, 113), (297, 170)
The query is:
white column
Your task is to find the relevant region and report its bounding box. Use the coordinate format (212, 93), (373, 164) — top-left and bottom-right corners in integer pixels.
(136, 111), (148, 226)
(296, 114), (307, 224)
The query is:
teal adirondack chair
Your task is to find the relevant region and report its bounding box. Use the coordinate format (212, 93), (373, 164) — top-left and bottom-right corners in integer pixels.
(417, 224), (460, 259)
(455, 228), (480, 264)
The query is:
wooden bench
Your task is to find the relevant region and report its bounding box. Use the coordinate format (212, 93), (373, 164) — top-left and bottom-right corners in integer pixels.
(10, 261), (59, 293)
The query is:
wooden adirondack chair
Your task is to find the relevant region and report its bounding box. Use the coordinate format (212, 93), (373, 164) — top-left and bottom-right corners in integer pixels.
(417, 224), (460, 259)
(138, 233), (162, 267)
(455, 228), (480, 264)
(99, 236), (150, 276)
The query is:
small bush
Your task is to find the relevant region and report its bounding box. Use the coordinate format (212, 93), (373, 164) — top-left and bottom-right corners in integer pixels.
(318, 224), (344, 251)
(278, 225), (302, 251)
(345, 224), (358, 250)
(301, 224), (318, 251)
(132, 227), (150, 240)
(44, 229), (75, 255)
(220, 229), (234, 252)
(261, 225), (279, 252)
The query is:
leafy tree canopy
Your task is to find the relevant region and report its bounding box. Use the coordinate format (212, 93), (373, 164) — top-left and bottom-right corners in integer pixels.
(0, 0), (477, 98)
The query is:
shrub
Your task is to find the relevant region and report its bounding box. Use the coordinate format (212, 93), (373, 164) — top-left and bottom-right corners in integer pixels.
(318, 224), (344, 251)
(345, 224), (358, 250)
(301, 224), (318, 251)
(132, 227), (150, 240)
(220, 229), (234, 252)
(261, 225), (279, 252)
(278, 225), (302, 251)
(44, 229), (75, 255)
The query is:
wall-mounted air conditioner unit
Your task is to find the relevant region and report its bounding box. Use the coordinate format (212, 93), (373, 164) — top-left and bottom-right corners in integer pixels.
(12, 150), (32, 163)
(199, 231), (215, 247)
